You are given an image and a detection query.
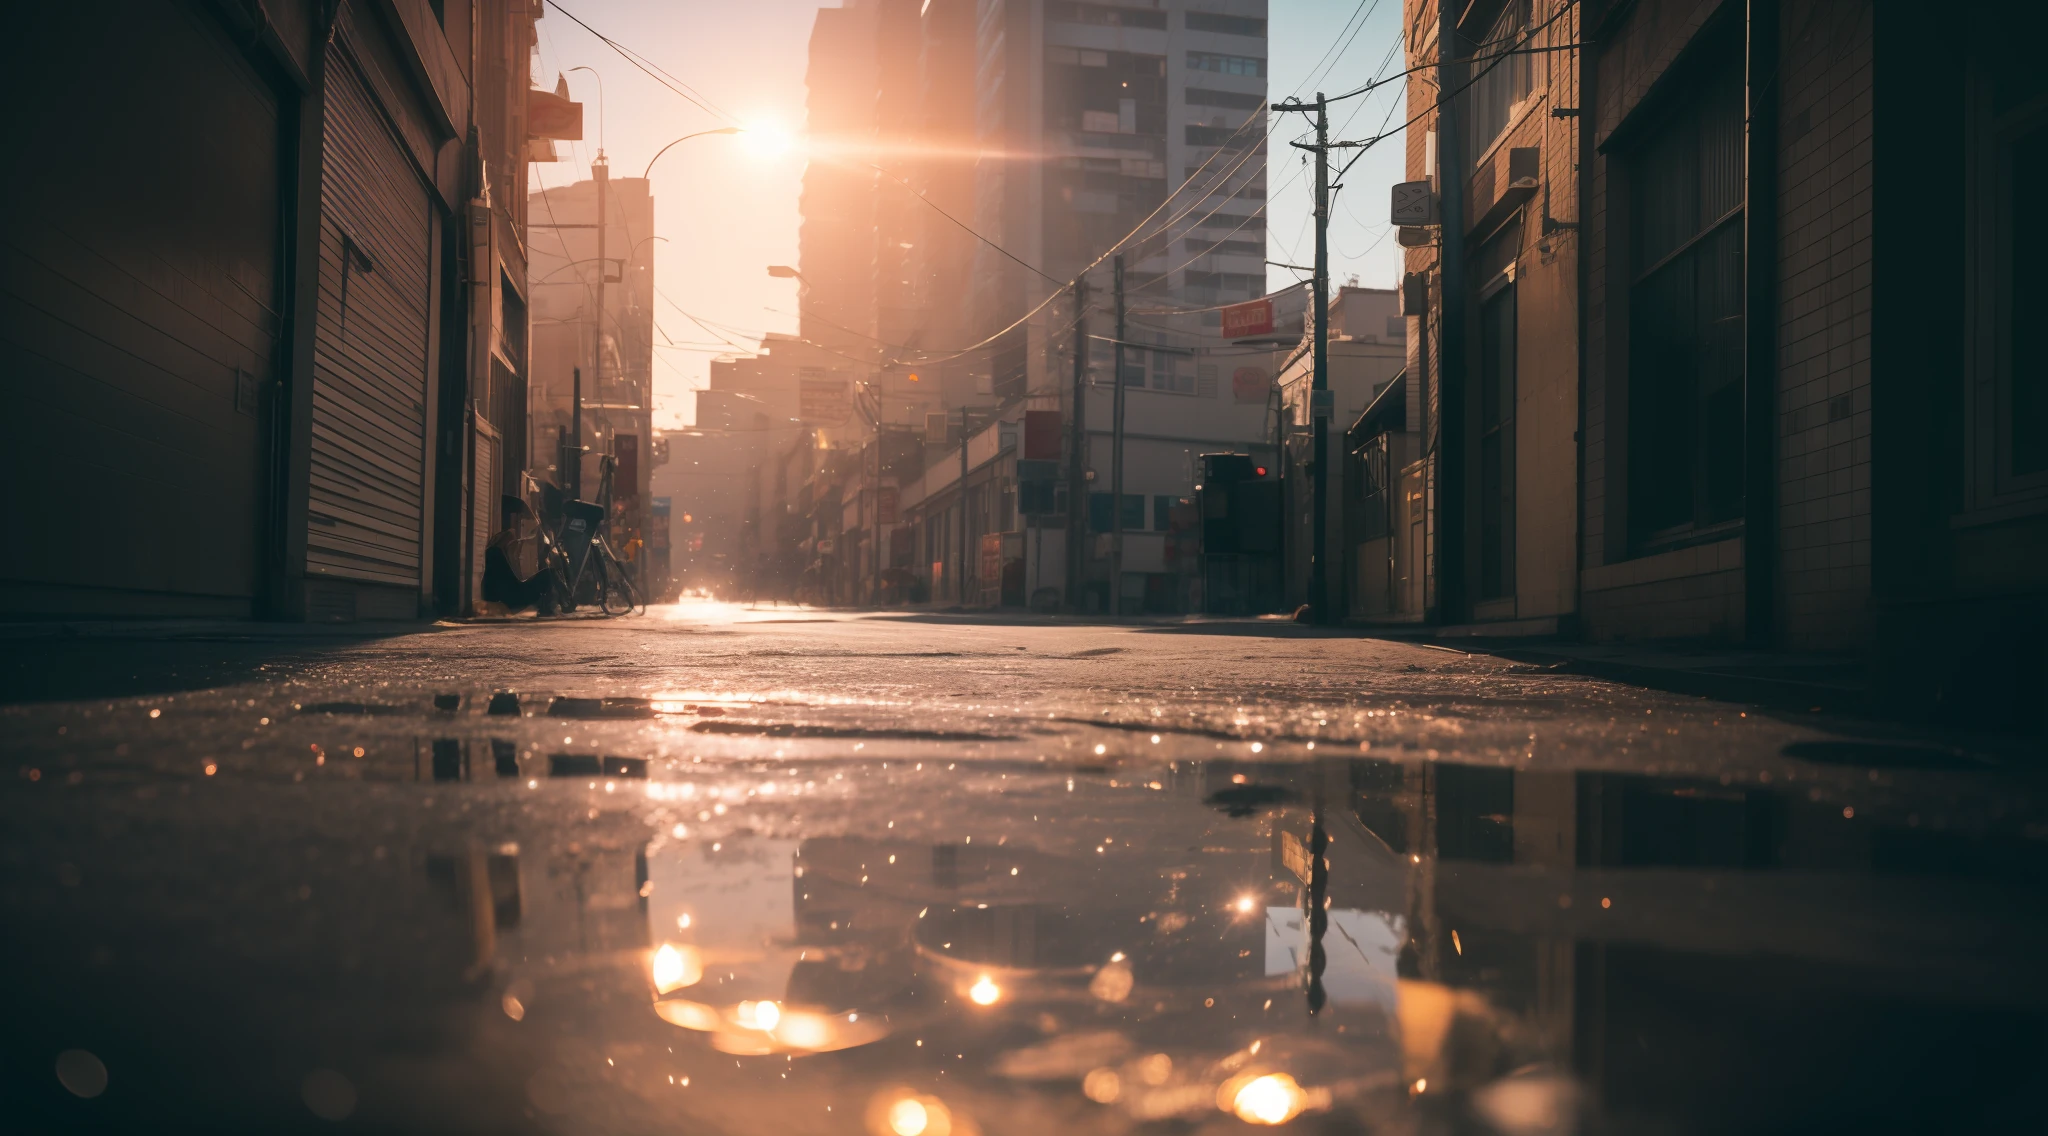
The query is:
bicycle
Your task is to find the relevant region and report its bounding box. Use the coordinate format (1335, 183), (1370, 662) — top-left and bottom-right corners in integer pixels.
(535, 456), (644, 618)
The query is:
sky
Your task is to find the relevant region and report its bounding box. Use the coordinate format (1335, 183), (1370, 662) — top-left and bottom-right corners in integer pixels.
(529, 1), (1408, 430)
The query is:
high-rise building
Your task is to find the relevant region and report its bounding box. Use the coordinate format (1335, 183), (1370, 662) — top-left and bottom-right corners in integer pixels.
(972, 0), (1272, 398)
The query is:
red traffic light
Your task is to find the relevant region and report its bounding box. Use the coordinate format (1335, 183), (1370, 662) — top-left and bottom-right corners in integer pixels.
(1254, 466), (1268, 477)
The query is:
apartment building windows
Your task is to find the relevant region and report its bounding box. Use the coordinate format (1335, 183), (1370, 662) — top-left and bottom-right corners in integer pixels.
(1624, 57), (1745, 548)
(1186, 12), (1264, 37)
(1184, 237), (1262, 258)
(1186, 87), (1264, 110)
(1188, 51), (1265, 77)
(1049, 2), (1166, 30)
(1464, 0), (1534, 167)
(1047, 49), (1165, 136)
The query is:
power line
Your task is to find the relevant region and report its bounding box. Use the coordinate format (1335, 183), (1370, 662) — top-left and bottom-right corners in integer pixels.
(1331, 0), (1584, 170)
(1291, 0), (1379, 100)
(1299, 0), (1387, 99)
(545, 1), (735, 125)
(865, 161), (1060, 286)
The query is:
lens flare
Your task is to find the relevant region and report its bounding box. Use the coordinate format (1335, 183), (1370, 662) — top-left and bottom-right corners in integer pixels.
(969, 975), (1002, 1005)
(651, 943), (702, 994)
(1230, 1074), (1306, 1126)
(887, 1098), (928, 1136)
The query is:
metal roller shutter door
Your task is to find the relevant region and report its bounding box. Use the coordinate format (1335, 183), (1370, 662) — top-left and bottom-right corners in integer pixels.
(308, 36), (433, 590)
(0, 0), (280, 615)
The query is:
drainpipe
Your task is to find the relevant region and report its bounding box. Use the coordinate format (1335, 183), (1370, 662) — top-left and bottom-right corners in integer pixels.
(1743, 0), (1781, 646)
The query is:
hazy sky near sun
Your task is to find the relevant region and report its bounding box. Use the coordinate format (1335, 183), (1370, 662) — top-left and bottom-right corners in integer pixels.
(530, 1), (1407, 430)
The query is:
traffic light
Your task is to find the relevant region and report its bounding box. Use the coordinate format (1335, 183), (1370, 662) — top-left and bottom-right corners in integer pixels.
(1198, 453), (1279, 555)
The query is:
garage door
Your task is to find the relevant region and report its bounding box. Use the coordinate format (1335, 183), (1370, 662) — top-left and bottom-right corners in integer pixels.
(0, 0), (281, 616)
(307, 32), (434, 593)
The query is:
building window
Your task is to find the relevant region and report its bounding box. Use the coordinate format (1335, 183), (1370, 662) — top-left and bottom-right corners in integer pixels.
(1149, 348), (1194, 393)
(1183, 237), (1263, 258)
(1625, 59), (1746, 548)
(1188, 51), (1265, 78)
(1186, 87), (1265, 110)
(1464, 1), (1534, 167)
(1051, 2), (1166, 30)
(1153, 495), (1176, 531)
(1186, 123), (1262, 148)
(1966, 60), (2048, 507)
(1186, 12), (1265, 37)
(1090, 493), (1146, 531)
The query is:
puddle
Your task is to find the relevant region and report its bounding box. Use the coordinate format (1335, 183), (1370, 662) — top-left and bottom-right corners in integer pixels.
(4, 752), (2045, 1133)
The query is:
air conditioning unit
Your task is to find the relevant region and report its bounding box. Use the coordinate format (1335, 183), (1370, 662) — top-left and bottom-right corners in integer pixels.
(1506, 146), (1540, 189)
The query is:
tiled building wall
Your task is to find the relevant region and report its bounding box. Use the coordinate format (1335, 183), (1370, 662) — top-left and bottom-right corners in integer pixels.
(1504, 0), (1581, 621)
(1403, 0), (1442, 616)
(1581, 0), (1875, 649)
(1772, 0), (1874, 649)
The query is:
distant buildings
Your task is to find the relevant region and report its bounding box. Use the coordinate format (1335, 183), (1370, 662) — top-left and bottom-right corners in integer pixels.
(528, 164), (659, 569)
(704, 1), (1286, 612)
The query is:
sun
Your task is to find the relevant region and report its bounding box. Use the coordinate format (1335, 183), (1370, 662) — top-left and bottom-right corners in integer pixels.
(739, 119), (795, 159)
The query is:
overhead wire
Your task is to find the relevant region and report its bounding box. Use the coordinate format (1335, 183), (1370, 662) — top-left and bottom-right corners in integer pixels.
(545, 1), (736, 124)
(1289, 0), (1379, 101)
(1333, 0), (1582, 173)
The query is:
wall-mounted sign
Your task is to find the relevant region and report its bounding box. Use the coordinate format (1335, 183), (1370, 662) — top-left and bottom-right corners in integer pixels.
(799, 378), (851, 424)
(1232, 367), (1271, 403)
(1391, 180), (1435, 226)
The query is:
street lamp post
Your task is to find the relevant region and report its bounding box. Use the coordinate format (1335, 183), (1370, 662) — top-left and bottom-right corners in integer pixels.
(642, 127), (743, 180)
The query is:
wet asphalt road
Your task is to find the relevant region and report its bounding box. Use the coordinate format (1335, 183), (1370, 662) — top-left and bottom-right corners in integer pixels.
(2, 603), (2045, 1134)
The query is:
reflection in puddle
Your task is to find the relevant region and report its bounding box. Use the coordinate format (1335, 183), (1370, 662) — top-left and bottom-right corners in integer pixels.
(6, 752), (2046, 1133)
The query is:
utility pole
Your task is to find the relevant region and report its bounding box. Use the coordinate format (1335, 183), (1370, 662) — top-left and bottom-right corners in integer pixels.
(958, 408), (971, 605)
(1065, 277), (1089, 613)
(588, 154), (608, 502)
(1310, 94), (1331, 624)
(1272, 93), (1335, 622)
(872, 430), (887, 605)
(1110, 254), (1127, 617)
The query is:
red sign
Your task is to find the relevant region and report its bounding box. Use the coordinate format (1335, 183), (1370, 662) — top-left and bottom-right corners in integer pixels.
(1023, 410), (1062, 460)
(877, 486), (900, 525)
(1231, 367), (1271, 403)
(1220, 298), (1275, 339)
(978, 532), (1004, 586)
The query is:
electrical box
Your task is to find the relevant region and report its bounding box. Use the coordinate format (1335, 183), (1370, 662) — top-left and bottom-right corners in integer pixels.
(1390, 179), (1435, 226)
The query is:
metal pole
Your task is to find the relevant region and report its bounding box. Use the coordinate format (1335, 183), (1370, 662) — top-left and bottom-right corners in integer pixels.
(1309, 94), (1331, 623)
(570, 366), (583, 499)
(1065, 278), (1089, 613)
(1110, 254), (1127, 617)
(870, 431), (882, 604)
(958, 409), (971, 604)
(590, 156), (608, 501)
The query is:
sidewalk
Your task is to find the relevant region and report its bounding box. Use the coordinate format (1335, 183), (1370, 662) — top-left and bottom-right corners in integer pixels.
(1463, 639), (1867, 715)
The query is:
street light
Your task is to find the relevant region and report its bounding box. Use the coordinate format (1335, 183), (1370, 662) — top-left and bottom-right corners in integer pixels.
(641, 127), (743, 179)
